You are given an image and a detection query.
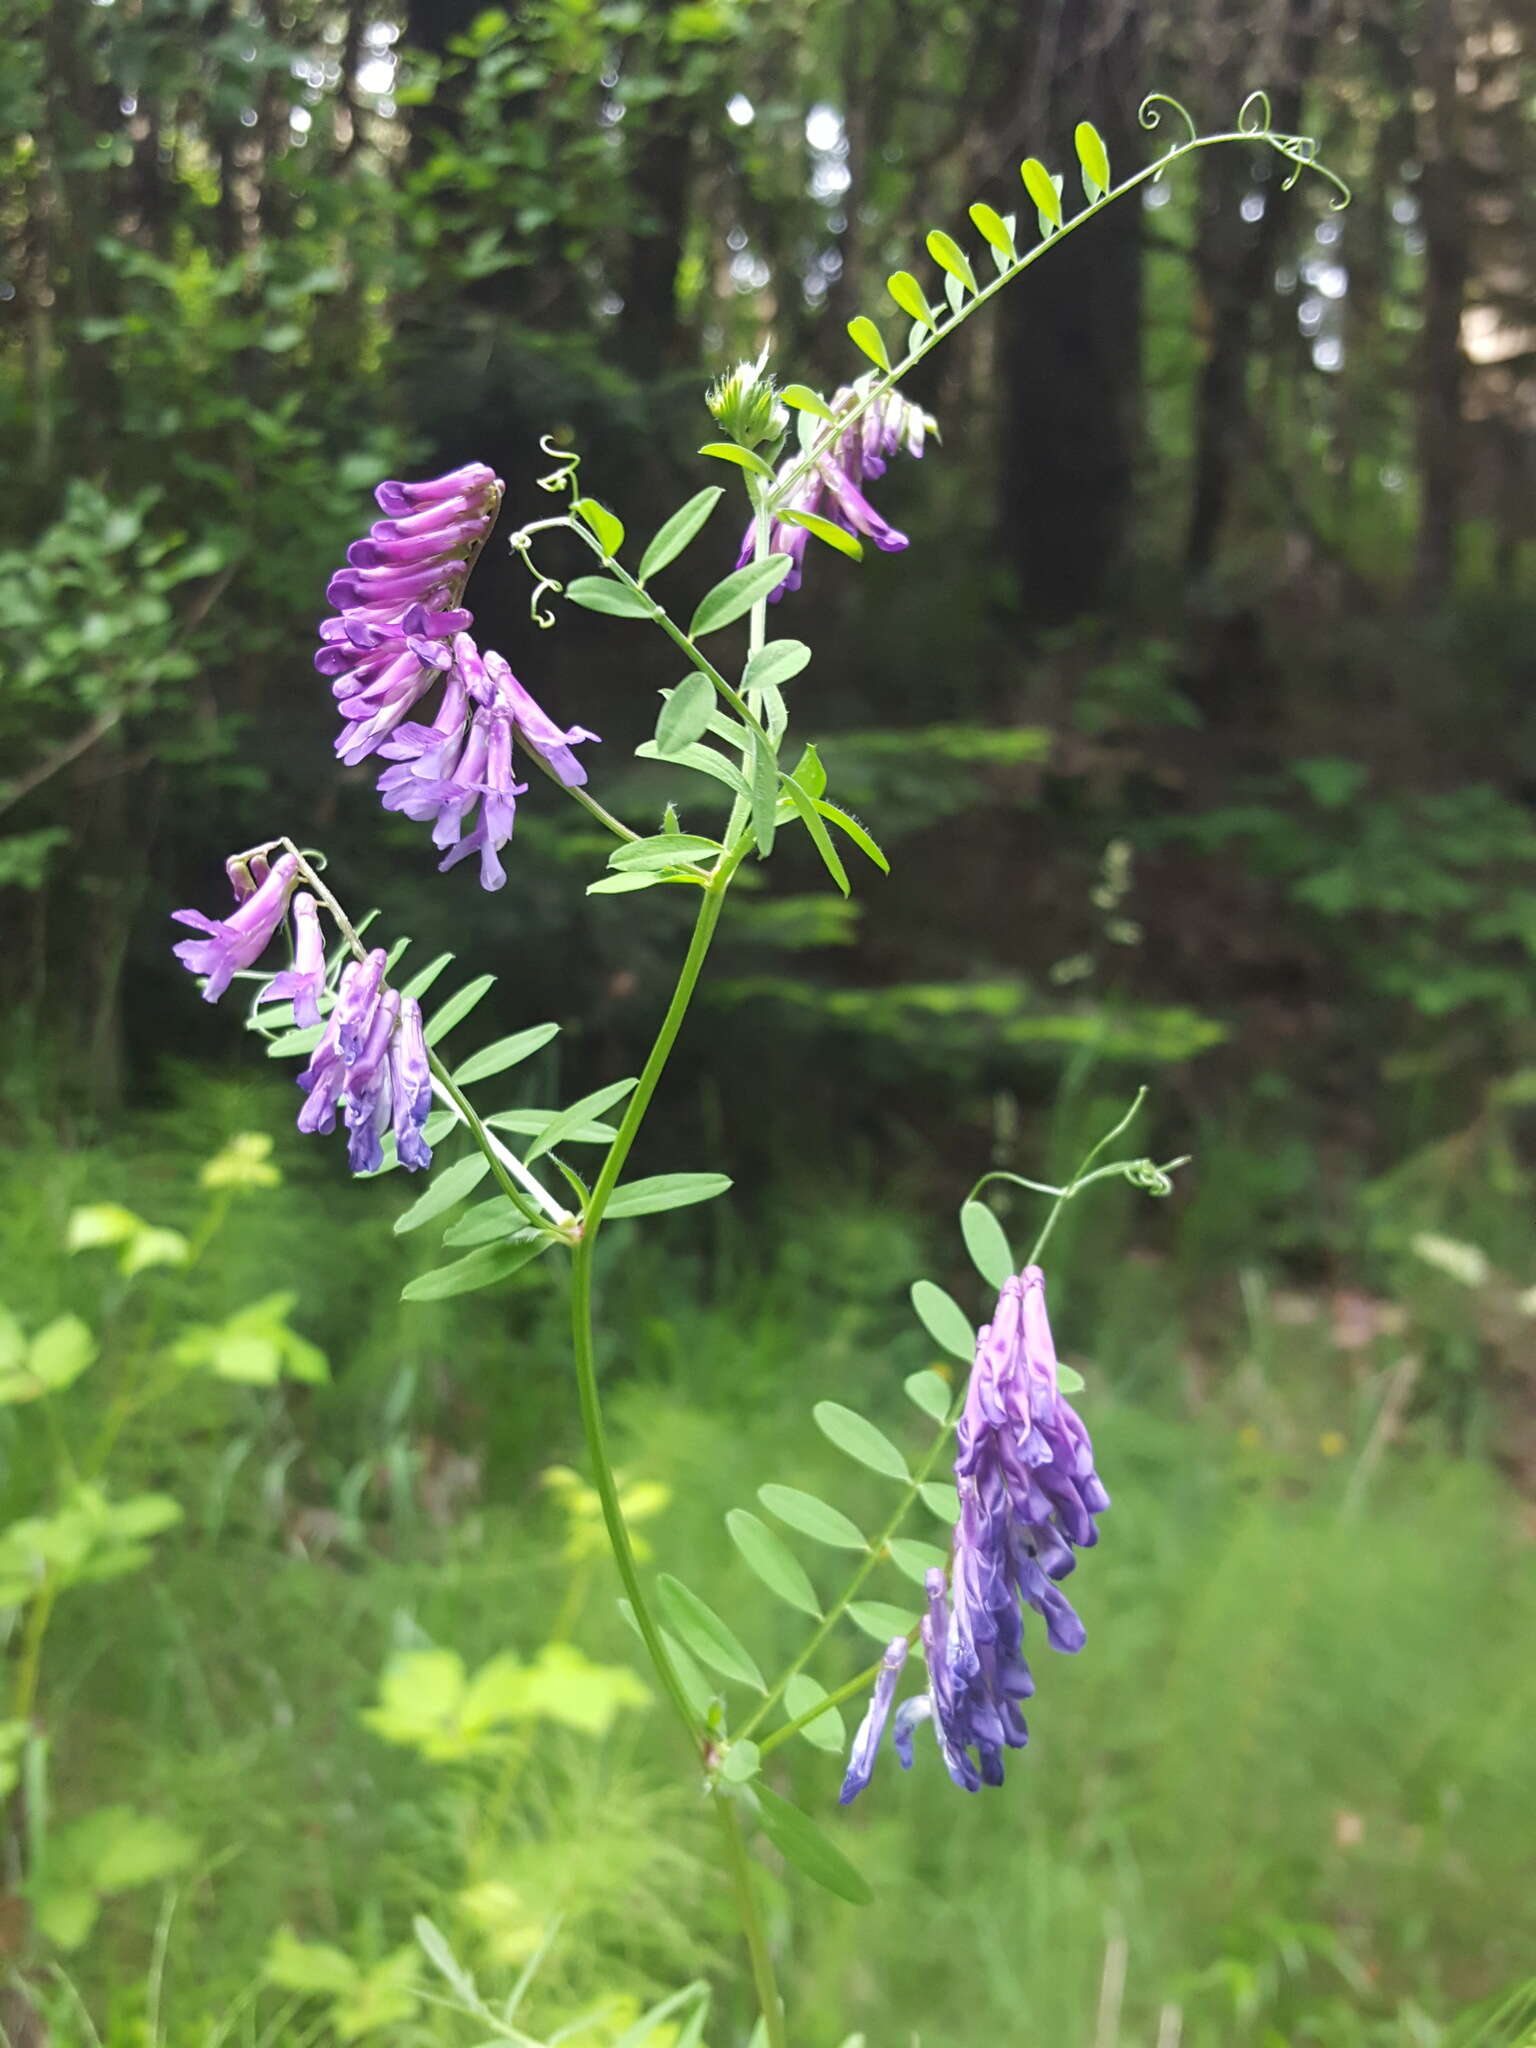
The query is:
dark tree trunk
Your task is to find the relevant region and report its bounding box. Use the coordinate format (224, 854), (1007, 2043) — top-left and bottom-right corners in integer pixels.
(1184, 0), (1325, 576)
(617, 87), (695, 381)
(995, 0), (1145, 625)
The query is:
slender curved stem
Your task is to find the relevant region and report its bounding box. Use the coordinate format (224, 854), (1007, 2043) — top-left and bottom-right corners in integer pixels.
(564, 840), (791, 2035)
(427, 1058), (566, 1231)
(716, 1796), (788, 2048)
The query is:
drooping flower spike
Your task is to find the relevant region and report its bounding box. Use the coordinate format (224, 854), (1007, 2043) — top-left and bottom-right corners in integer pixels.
(374, 631), (598, 891)
(319, 461), (503, 767)
(172, 867), (433, 1175)
(841, 1265), (1107, 1799)
(322, 466), (599, 889)
(737, 380), (937, 601)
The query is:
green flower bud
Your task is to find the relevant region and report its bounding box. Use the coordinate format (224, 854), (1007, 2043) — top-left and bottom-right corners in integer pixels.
(704, 349), (786, 449)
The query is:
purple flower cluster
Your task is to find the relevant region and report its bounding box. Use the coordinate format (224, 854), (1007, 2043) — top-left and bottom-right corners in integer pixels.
(841, 1266), (1108, 1801)
(318, 462), (501, 766)
(739, 382), (935, 601)
(171, 862), (433, 1175)
(319, 464), (598, 890)
(294, 948), (434, 1174)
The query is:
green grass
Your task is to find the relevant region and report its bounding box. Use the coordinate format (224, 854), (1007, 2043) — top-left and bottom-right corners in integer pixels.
(5, 1094), (1536, 2046)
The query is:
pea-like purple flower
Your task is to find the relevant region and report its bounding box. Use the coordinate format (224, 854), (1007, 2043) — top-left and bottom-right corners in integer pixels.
(840, 1265), (1107, 1800)
(839, 1636), (909, 1805)
(738, 381), (936, 601)
(262, 890), (326, 1028)
(172, 853), (300, 1003)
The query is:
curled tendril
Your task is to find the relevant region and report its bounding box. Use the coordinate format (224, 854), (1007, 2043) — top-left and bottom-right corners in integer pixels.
(1135, 87), (1351, 210)
(1123, 1159), (1175, 1198)
(1138, 93), (1198, 148)
(528, 576), (562, 629)
(508, 531), (564, 628)
(536, 434), (580, 495)
(1237, 90), (1273, 136)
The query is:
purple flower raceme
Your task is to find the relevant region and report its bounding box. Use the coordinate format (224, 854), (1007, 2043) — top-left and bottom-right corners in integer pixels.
(318, 461), (503, 768)
(171, 868), (433, 1175)
(293, 950), (434, 1175)
(738, 380), (936, 601)
(172, 852), (300, 1003)
(322, 465), (599, 889)
(841, 1264), (1108, 1799)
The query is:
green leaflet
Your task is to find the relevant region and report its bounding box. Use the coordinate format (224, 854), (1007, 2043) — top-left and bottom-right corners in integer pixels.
(655, 1575), (765, 1691)
(565, 575), (651, 618)
(758, 1483), (866, 1551)
(451, 1023), (559, 1086)
(726, 1508), (820, 1617)
(959, 1199), (1015, 1289)
(602, 1174), (733, 1219)
(783, 1673), (845, 1753)
(754, 1787), (872, 1906)
(423, 974), (496, 1047)
(813, 1401), (909, 1482)
(392, 1154), (490, 1235)
(909, 1279), (976, 1361)
(638, 487), (724, 583)
(400, 1236), (552, 1302)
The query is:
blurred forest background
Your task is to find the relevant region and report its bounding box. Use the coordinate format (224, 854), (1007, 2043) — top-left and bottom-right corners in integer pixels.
(2, 0), (1536, 2043)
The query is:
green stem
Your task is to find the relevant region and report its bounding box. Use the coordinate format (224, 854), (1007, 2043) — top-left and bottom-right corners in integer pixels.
(564, 844), (750, 1742)
(1028, 1088), (1148, 1264)
(564, 529), (777, 760)
(428, 1055), (570, 1232)
(715, 1795), (788, 2048)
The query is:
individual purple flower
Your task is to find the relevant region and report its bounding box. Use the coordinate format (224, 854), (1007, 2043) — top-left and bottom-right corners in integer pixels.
(483, 649), (599, 789)
(737, 380), (937, 601)
(341, 987), (401, 1175)
(172, 852), (300, 1003)
(294, 949), (383, 1138)
(388, 996), (434, 1171)
(839, 1636), (909, 1804)
(261, 891), (326, 1028)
